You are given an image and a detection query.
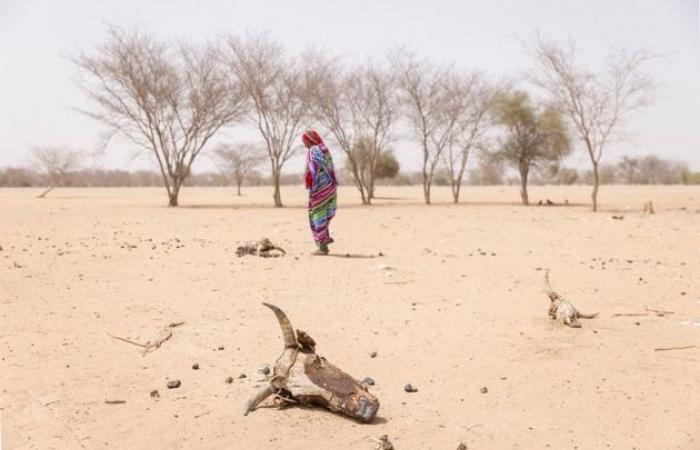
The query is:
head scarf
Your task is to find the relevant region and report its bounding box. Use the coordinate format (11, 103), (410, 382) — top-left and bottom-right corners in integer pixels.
(302, 129), (324, 148)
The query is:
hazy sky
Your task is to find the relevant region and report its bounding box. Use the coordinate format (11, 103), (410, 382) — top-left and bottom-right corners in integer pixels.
(0, 0), (698, 172)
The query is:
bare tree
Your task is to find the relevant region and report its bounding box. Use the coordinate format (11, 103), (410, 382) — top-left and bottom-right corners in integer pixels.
(225, 33), (308, 207)
(72, 26), (247, 206)
(443, 73), (498, 203)
(529, 36), (656, 211)
(29, 146), (83, 198)
(391, 50), (465, 204)
(214, 143), (264, 196)
(310, 58), (398, 204)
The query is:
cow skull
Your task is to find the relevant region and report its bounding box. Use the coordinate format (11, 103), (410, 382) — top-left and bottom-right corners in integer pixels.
(243, 303), (380, 422)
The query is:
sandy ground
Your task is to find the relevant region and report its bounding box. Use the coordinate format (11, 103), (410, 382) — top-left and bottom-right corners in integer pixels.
(0, 185), (699, 450)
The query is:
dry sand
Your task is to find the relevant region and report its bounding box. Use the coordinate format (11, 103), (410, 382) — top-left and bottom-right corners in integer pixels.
(1, 185), (698, 449)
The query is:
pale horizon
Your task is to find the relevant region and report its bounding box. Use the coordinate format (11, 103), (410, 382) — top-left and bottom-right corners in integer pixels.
(1, 0), (698, 172)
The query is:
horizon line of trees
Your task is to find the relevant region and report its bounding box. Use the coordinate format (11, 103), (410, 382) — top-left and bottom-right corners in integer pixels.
(15, 27), (664, 209)
(2, 153), (697, 189)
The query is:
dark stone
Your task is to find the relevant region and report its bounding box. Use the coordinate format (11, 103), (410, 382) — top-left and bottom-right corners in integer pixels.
(361, 377), (375, 386)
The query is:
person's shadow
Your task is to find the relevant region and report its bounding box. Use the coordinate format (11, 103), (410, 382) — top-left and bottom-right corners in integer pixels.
(327, 253), (380, 259)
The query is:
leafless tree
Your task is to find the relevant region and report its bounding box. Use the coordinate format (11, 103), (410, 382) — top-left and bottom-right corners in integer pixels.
(72, 26), (247, 206)
(310, 58), (398, 204)
(391, 49), (465, 204)
(29, 146), (83, 198)
(214, 143), (265, 196)
(442, 73), (498, 203)
(225, 33), (308, 207)
(528, 36), (656, 211)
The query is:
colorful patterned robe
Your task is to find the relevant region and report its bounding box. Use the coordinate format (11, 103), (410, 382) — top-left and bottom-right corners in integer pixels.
(305, 144), (337, 248)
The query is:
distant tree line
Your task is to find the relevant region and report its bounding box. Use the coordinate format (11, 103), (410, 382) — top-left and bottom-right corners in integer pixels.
(2, 153), (697, 188)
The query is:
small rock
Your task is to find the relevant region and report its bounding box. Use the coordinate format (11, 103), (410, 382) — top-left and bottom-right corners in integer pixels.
(217, 345), (225, 350)
(225, 376), (234, 384)
(150, 389), (160, 398)
(192, 363), (199, 370)
(167, 380), (181, 389)
(238, 373), (247, 379)
(257, 366), (271, 375)
(370, 351), (378, 358)
(361, 377), (375, 386)
(480, 386), (488, 394)
(404, 383), (418, 393)
(457, 444), (468, 450)
(378, 252), (384, 257)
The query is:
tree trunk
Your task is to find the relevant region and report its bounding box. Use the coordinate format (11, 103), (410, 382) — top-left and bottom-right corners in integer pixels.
(591, 162), (599, 212)
(423, 176), (432, 205)
(358, 185), (368, 205)
(451, 179), (460, 204)
(168, 191), (179, 207)
(348, 160), (369, 205)
(37, 186), (55, 199)
(519, 161), (530, 206)
(237, 181), (242, 196)
(272, 170), (283, 208)
(168, 181), (181, 207)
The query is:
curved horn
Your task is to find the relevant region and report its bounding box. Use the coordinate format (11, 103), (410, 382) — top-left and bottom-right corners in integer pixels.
(262, 303), (298, 348)
(243, 385), (275, 416)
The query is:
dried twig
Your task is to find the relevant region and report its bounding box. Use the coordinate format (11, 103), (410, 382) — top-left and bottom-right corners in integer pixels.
(654, 345), (696, 352)
(612, 313), (649, 318)
(108, 322), (183, 356)
(645, 307), (674, 316)
(104, 400), (126, 405)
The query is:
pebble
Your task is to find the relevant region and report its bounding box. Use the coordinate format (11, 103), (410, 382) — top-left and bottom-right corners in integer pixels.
(370, 351), (378, 358)
(361, 377), (375, 386)
(404, 383), (418, 393)
(480, 386), (488, 394)
(225, 376), (234, 384)
(167, 380), (181, 389)
(150, 389), (160, 398)
(238, 373), (247, 379)
(192, 363), (199, 370)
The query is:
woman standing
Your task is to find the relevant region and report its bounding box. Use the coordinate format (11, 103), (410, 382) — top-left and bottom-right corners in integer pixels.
(302, 130), (337, 255)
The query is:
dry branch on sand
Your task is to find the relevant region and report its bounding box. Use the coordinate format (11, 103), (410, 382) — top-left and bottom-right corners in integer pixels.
(545, 270), (598, 328)
(108, 321), (185, 356)
(653, 345), (696, 352)
(243, 303), (380, 422)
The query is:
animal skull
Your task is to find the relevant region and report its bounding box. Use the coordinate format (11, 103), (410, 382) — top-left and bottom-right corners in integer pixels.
(244, 303), (380, 422)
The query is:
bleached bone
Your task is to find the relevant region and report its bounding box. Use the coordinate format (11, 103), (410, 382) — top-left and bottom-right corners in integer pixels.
(545, 270), (598, 328)
(244, 303), (380, 422)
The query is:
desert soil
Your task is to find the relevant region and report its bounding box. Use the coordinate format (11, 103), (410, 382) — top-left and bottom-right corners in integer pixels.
(0, 185), (698, 449)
